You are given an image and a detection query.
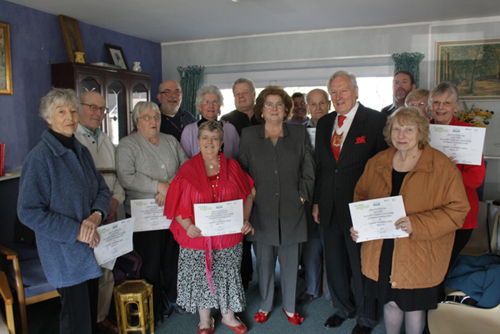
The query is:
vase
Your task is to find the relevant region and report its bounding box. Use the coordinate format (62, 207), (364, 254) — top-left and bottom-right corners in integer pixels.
(74, 52), (85, 64)
(132, 62), (142, 72)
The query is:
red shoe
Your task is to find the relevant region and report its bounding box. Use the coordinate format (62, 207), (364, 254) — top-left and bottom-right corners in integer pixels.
(222, 316), (248, 333)
(283, 309), (304, 326)
(198, 317), (215, 334)
(254, 311), (269, 324)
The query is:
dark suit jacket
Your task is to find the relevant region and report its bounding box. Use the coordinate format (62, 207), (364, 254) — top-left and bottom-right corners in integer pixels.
(238, 123), (315, 246)
(313, 103), (388, 231)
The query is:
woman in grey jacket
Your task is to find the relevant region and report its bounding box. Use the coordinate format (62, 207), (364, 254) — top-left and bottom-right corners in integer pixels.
(116, 101), (188, 325)
(238, 86), (315, 326)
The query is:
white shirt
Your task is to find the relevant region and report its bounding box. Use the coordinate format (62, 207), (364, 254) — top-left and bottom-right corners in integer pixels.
(332, 102), (359, 150)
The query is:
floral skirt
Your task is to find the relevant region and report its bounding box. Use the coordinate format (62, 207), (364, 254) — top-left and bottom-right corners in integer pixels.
(176, 242), (246, 314)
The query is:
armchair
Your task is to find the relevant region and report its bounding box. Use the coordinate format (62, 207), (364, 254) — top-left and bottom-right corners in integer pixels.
(0, 271), (15, 334)
(0, 245), (59, 334)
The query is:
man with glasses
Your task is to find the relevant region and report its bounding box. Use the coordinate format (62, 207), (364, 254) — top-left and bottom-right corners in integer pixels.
(381, 70), (416, 116)
(287, 92), (309, 125)
(157, 79), (196, 141)
(75, 91), (125, 333)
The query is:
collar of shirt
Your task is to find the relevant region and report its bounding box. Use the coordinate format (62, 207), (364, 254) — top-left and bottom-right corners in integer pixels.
(81, 124), (101, 144)
(334, 102), (359, 135)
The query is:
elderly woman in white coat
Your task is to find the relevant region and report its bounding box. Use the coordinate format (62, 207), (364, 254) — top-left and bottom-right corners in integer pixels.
(116, 101), (188, 325)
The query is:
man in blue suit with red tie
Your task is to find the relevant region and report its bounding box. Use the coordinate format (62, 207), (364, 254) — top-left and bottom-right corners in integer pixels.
(313, 70), (388, 334)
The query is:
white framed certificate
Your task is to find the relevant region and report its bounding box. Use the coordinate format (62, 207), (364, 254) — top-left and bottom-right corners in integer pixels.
(349, 195), (408, 243)
(194, 199), (244, 237)
(94, 218), (134, 266)
(130, 199), (172, 232)
(429, 124), (485, 165)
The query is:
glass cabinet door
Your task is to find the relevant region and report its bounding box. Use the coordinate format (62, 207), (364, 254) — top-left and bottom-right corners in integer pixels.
(106, 80), (127, 146)
(78, 76), (101, 95)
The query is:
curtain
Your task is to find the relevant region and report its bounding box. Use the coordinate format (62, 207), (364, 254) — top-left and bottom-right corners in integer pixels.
(392, 52), (425, 87)
(177, 65), (205, 118)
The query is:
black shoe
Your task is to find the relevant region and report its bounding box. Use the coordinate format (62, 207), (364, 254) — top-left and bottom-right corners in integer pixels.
(172, 303), (187, 315)
(352, 324), (373, 334)
(297, 293), (316, 305)
(324, 314), (346, 329)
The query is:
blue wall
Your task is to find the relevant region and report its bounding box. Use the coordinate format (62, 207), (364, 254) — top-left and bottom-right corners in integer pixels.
(0, 0), (161, 169)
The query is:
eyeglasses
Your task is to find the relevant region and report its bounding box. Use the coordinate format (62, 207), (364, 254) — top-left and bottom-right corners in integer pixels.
(407, 102), (427, 108)
(160, 89), (182, 96)
(264, 102), (284, 109)
(431, 101), (453, 108)
(81, 103), (108, 113)
(202, 100), (220, 106)
(138, 114), (161, 122)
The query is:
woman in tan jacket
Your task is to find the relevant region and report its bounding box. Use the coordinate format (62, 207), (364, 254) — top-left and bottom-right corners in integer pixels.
(350, 107), (469, 334)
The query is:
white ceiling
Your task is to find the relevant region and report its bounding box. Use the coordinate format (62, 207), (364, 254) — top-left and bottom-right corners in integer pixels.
(7, 0), (500, 43)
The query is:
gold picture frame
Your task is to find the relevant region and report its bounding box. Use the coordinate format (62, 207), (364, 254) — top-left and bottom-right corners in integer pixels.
(436, 39), (500, 100)
(0, 22), (12, 95)
(59, 15), (86, 63)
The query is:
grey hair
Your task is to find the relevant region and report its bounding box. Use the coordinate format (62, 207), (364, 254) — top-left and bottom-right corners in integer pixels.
(326, 70), (358, 90)
(39, 88), (81, 121)
(197, 120), (224, 140)
(132, 101), (161, 125)
(232, 78), (256, 94)
(195, 84), (224, 114)
(306, 88), (329, 103)
(429, 81), (460, 103)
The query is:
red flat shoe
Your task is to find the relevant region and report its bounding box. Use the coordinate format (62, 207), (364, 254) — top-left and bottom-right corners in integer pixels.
(198, 317), (215, 334)
(283, 309), (304, 326)
(254, 311), (269, 324)
(222, 316), (248, 333)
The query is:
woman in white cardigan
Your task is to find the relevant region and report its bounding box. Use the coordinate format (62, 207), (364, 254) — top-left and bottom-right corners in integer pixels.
(116, 101), (188, 325)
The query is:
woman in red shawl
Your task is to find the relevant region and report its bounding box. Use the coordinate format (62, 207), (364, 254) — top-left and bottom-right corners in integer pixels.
(165, 121), (254, 334)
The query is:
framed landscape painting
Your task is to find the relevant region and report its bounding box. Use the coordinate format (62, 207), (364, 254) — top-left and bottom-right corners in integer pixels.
(436, 39), (500, 100)
(0, 22), (12, 95)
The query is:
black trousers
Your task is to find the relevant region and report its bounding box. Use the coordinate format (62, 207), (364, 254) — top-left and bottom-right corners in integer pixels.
(57, 278), (98, 334)
(321, 225), (378, 328)
(133, 229), (179, 317)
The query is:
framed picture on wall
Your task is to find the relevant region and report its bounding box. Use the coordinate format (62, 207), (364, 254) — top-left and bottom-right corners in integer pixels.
(436, 39), (500, 100)
(0, 21), (13, 95)
(59, 15), (86, 63)
(105, 44), (129, 70)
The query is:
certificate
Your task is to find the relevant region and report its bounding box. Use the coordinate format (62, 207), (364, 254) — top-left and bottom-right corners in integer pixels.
(307, 128), (316, 149)
(349, 195), (408, 243)
(429, 124), (485, 165)
(130, 199), (172, 232)
(94, 218), (134, 266)
(194, 199), (244, 237)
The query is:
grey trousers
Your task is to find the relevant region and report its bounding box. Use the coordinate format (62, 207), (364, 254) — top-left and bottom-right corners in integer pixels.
(253, 241), (300, 314)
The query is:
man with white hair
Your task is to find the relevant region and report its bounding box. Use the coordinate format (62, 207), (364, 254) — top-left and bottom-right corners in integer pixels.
(157, 79), (196, 141)
(313, 71), (388, 334)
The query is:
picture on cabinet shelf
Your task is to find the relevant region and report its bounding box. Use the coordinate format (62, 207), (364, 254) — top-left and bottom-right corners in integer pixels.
(105, 43), (129, 70)
(59, 15), (86, 63)
(0, 21), (12, 95)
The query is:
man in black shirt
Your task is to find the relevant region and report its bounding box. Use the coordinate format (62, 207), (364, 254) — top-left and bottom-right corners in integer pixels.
(221, 78), (260, 136)
(157, 79), (196, 141)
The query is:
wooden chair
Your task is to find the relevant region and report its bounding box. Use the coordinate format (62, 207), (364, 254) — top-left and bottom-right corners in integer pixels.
(0, 271), (15, 334)
(0, 245), (59, 334)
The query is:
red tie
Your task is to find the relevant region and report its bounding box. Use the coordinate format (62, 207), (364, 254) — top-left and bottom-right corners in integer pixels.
(331, 115), (346, 162)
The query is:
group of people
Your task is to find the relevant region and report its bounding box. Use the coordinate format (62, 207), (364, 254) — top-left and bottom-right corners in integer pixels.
(17, 69), (483, 334)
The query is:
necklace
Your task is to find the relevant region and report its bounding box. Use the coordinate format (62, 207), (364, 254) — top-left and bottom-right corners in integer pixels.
(205, 154), (220, 169)
(211, 170), (220, 198)
(265, 127), (283, 144)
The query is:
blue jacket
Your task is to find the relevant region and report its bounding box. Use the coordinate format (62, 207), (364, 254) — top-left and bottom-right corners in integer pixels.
(18, 130), (111, 288)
